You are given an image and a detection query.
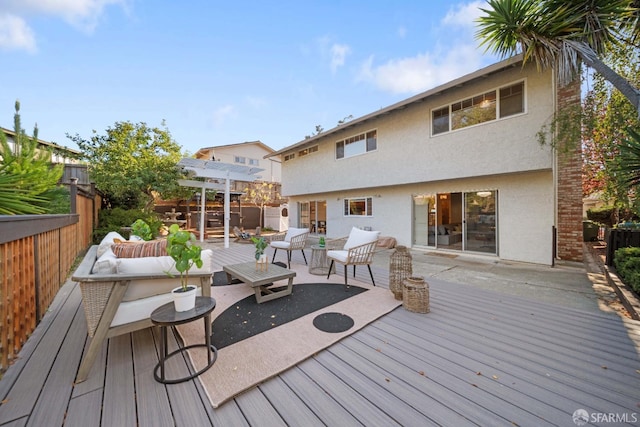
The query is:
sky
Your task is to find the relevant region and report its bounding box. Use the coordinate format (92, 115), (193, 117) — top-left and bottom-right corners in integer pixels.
(0, 0), (501, 154)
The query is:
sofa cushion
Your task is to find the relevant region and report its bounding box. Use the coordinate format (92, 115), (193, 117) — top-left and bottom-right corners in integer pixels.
(92, 248), (118, 274)
(97, 231), (126, 258)
(112, 239), (168, 258)
(344, 227), (380, 250)
(284, 227), (308, 242)
(116, 249), (213, 301)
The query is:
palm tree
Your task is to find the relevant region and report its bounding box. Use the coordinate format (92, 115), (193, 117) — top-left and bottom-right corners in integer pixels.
(476, 0), (640, 116)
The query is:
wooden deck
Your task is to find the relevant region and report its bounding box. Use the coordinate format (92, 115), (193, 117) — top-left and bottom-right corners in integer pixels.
(1, 244), (639, 426)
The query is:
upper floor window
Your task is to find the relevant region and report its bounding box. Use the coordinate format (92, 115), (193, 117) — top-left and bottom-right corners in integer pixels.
(336, 130), (377, 159)
(248, 158), (259, 166)
(234, 156), (246, 164)
(432, 81), (525, 135)
(299, 145), (318, 157)
(344, 197), (373, 216)
(284, 153), (295, 161)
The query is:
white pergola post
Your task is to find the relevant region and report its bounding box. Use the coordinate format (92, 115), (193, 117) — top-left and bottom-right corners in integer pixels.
(224, 175), (230, 248)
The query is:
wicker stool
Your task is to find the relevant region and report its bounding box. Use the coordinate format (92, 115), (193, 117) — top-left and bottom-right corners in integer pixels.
(389, 246), (412, 300)
(402, 276), (430, 313)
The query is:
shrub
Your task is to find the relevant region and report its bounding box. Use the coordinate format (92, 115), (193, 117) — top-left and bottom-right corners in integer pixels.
(93, 208), (161, 243)
(587, 206), (616, 227)
(613, 247), (640, 294)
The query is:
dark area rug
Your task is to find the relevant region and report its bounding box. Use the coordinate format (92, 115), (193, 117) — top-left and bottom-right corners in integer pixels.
(211, 283), (367, 349)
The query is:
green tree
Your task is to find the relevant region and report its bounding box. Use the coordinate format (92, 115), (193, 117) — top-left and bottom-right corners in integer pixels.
(67, 121), (185, 210)
(242, 181), (279, 228)
(476, 0), (640, 115)
(0, 100), (64, 214)
(583, 43), (640, 209)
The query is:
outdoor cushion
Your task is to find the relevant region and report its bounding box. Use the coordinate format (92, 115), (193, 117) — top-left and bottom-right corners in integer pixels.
(97, 231), (126, 257)
(92, 248), (118, 274)
(270, 240), (292, 249)
(343, 227), (380, 250)
(284, 227), (308, 242)
(116, 249), (213, 301)
(112, 239), (168, 258)
(326, 249), (349, 263)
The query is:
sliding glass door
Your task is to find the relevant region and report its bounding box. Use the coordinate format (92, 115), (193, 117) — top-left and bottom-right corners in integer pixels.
(412, 190), (497, 255)
(464, 191), (497, 254)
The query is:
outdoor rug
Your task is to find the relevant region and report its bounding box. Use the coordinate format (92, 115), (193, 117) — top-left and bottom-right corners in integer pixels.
(177, 264), (401, 408)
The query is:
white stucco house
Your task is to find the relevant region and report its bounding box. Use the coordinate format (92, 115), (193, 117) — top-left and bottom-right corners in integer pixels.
(267, 55), (583, 266)
(195, 141), (281, 183)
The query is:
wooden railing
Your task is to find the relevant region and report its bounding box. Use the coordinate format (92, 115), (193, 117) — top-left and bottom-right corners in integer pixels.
(0, 182), (98, 374)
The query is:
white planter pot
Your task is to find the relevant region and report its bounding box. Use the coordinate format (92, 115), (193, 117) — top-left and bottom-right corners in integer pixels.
(256, 253), (268, 271)
(172, 285), (197, 312)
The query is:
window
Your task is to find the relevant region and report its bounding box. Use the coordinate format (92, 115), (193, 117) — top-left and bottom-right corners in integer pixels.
(432, 80), (525, 135)
(234, 156), (246, 164)
(284, 153), (295, 161)
(336, 130), (377, 159)
(299, 145), (318, 157)
(499, 82), (524, 117)
(343, 197), (373, 216)
(248, 158), (259, 166)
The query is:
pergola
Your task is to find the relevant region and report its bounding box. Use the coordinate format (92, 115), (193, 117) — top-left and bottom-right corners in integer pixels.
(177, 158), (263, 248)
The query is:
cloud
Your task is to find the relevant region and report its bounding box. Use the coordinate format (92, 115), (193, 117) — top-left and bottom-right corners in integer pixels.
(330, 43), (351, 73)
(212, 105), (236, 126)
(442, 1), (484, 28)
(0, 0), (129, 51)
(356, 1), (490, 94)
(358, 44), (483, 94)
(0, 14), (36, 52)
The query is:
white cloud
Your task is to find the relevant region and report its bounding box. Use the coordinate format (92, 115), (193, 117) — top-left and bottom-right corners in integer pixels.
(330, 43), (351, 73)
(397, 26), (407, 39)
(212, 105), (236, 126)
(0, 0), (128, 51)
(0, 14), (37, 52)
(442, 1), (485, 28)
(358, 44), (484, 94)
(357, 1), (490, 94)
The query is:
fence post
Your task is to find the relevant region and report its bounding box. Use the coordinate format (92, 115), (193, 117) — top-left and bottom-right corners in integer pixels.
(70, 177), (78, 214)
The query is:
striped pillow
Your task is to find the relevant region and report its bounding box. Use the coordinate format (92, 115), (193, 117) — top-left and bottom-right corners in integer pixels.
(112, 239), (168, 258)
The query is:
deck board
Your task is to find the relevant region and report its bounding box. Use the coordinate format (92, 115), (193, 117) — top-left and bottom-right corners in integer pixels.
(0, 243), (638, 426)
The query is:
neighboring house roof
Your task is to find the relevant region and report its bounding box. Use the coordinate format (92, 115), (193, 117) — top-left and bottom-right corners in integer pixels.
(195, 140), (275, 158)
(1, 126), (81, 156)
(267, 54), (524, 158)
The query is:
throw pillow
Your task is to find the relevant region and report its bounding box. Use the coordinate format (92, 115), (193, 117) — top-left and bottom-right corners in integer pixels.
(112, 239), (168, 258)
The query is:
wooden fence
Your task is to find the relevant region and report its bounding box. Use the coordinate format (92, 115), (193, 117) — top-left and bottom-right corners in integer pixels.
(0, 182), (98, 374)
(605, 228), (640, 266)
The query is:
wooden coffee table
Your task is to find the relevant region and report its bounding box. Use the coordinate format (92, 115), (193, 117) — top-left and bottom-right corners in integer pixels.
(223, 262), (296, 303)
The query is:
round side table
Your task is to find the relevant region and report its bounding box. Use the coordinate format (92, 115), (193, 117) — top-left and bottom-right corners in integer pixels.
(309, 244), (336, 275)
(151, 296), (218, 384)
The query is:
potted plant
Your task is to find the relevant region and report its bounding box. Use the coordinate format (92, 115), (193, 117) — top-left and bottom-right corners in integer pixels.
(131, 219), (153, 241)
(251, 236), (268, 271)
(166, 224), (203, 311)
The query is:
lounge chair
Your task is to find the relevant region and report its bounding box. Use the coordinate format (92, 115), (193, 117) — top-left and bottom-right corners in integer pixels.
(327, 227), (380, 287)
(233, 226), (260, 243)
(269, 227), (309, 268)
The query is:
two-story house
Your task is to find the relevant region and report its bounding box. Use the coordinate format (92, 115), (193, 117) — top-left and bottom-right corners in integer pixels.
(266, 55), (582, 266)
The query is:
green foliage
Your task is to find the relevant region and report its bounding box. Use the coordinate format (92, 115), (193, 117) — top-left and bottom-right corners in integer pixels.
(44, 186), (71, 214)
(131, 219), (153, 241)
(613, 247), (640, 294)
(251, 236), (268, 260)
(587, 206), (617, 227)
(166, 224), (203, 291)
(94, 208), (160, 243)
(67, 120), (186, 210)
(0, 100), (64, 214)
